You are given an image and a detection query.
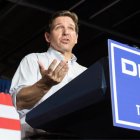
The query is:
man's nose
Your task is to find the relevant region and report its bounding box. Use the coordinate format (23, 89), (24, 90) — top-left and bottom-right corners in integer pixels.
(63, 28), (69, 35)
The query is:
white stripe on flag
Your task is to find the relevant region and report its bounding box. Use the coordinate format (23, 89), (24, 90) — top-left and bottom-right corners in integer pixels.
(0, 129), (21, 140)
(0, 104), (19, 119)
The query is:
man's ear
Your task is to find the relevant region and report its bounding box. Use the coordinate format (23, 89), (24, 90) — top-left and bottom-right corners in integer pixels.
(44, 32), (50, 43)
(75, 34), (78, 44)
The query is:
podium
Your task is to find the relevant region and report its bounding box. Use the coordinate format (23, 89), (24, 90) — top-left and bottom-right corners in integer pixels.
(26, 57), (140, 138)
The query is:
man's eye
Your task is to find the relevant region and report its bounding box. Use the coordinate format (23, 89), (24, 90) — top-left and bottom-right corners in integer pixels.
(69, 27), (75, 30)
(55, 26), (63, 29)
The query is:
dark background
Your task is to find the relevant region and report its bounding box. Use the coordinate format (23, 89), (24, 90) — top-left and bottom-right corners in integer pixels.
(0, 0), (140, 79)
(1, 1), (140, 138)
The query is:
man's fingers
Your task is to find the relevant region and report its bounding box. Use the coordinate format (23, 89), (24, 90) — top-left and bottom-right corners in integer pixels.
(58, 64), (69, 77)
(54, 60), (67, 73)
(47, 59), (57, 74)
(38, 59), (68, 86)
(53, 62), (68, 82)
(38, 61), (46, 75)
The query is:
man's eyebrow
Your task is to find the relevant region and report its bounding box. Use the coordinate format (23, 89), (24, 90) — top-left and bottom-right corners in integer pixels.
(52, 23), (62, 28)
(66, 22), (75, 26)
(54, 23), (75, 27)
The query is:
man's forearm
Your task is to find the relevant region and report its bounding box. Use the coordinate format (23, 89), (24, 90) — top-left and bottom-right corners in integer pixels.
(16, 79), (52, 110)
(16, 60), (68, 110)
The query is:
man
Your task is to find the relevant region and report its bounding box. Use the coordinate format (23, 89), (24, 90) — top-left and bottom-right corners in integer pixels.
(10, 10), (87, 139)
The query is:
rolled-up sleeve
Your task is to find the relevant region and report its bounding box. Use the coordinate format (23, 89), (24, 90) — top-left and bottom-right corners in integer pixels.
(9, 53), (40, 118)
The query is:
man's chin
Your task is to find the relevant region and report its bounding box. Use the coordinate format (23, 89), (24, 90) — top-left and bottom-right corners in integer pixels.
(62, 47), (72, 53)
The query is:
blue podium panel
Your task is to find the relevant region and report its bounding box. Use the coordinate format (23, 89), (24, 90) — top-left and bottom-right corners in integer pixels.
(108, 39), (140, 131)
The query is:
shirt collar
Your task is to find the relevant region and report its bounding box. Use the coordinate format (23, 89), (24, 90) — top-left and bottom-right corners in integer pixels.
(47, 47), (77, 63)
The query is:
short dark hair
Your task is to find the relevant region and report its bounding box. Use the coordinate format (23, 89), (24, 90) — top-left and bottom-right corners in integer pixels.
(46, 10), (79, 34)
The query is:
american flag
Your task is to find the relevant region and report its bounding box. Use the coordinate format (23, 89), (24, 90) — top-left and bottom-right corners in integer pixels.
(0, 93), (21, 140)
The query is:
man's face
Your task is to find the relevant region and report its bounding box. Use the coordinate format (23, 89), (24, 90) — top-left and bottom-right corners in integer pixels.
(46, 16), (78, 54)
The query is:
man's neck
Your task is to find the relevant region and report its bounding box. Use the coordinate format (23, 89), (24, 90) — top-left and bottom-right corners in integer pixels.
(63, 52), (72, 61)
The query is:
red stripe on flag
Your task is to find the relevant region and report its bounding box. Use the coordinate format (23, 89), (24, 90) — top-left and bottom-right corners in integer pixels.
(0, 117), (21, 130)
(0, 93), (13, 106)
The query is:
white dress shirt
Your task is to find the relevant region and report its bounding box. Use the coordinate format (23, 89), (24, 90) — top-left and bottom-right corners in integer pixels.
(10, 47), (87, 138)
